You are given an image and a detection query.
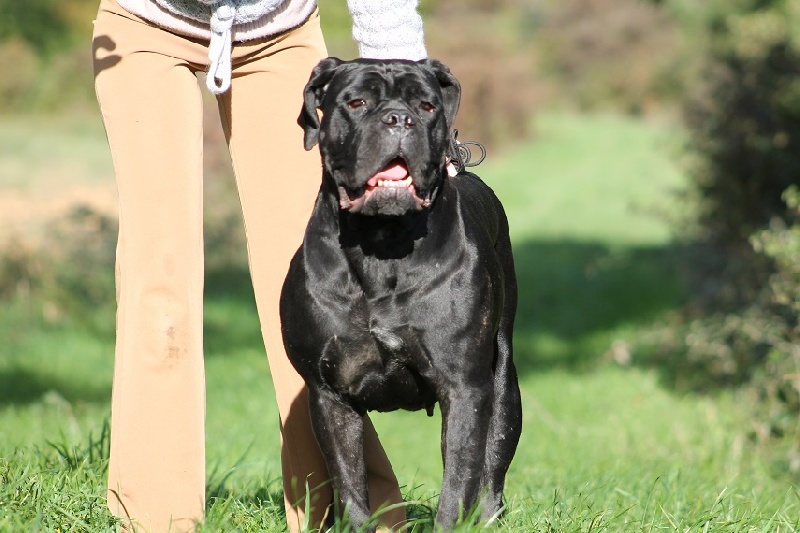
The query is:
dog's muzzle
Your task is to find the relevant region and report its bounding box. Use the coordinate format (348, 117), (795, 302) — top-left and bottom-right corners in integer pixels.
(338, 158), (436, 216)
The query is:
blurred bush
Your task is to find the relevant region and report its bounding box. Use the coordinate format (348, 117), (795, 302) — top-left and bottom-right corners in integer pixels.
(534, 0), (686, 114)
(0, 38), (40, 110)
(0, 0), (72, 55)
(424, 0), (542, 148)
(749, 187), (800, 441)
(1, 0), (697, 131)
(683, 8), (800, 247)
(0, 0), (97, 113)
(638, 0), (800, 468)
(0, 206), (117, 335)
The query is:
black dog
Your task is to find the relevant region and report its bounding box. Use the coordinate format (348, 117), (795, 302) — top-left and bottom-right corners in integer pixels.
(280, 57), (522, 530)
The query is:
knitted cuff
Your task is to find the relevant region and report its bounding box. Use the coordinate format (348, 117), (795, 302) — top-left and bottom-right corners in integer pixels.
(347, 0), (427, 60)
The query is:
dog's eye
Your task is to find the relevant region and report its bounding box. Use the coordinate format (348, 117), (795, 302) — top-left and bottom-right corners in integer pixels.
(348, 99), (367, 109)
(420, 102), (436, 113)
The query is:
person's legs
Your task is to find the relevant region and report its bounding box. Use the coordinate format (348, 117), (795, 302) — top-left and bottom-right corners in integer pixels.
(219, 15), (406, 531)
(94, 1), (208, 530)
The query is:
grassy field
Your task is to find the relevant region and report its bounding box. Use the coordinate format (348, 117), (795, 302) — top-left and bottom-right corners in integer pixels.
(1, 112), (798, 531)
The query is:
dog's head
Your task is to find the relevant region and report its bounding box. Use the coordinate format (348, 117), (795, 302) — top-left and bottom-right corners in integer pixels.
(299, 58), (461, 217)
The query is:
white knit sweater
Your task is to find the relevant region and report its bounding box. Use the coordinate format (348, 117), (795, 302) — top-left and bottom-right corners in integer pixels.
(116, 0), (428, 93)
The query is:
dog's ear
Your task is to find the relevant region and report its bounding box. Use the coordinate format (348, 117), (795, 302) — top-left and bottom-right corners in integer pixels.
(421, 59), (461, 130)
(298, 57), (344, 150)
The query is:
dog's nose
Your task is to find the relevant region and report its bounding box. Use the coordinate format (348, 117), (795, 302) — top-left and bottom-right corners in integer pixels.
(382, 110), (416, 129)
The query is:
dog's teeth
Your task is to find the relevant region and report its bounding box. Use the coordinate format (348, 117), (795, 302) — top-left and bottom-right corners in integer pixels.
(376, 176), (413, 188)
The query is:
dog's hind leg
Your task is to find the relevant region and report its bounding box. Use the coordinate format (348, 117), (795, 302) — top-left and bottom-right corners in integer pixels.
(307, 387), (374, 532)
(479, 231), (522, 522)
(479, 329), (522, 521)
(436, 383), (493, 528)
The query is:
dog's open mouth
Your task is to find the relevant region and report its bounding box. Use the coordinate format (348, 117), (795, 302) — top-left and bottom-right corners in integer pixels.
(338, 158), (432, 215)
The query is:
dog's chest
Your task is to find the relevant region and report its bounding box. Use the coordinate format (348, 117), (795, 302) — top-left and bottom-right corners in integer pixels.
(319, 259), (441, 412)
(321, 323), (436, 413)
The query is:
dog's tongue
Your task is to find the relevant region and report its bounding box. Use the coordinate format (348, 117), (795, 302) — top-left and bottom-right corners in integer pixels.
(376, 163), (408, 180)
(367, 162), (409, 187)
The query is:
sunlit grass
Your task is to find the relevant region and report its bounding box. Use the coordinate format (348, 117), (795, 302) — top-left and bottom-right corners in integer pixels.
(487, 112), (687, 245)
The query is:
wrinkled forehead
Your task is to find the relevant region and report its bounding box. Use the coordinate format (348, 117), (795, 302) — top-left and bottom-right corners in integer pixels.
(329, 62), (439, 100)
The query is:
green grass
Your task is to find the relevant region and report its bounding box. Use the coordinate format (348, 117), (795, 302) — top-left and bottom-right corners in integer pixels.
(1, 112), (797, 531)
(484, 113), (688, 371)
(0, 115), (112, 189)
(490, 113), (687, 245)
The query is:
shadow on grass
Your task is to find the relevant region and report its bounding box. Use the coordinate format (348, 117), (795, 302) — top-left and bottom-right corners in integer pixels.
(200, 238), (685, 376)
(0, 367), (110, 405)
(200, 240), (682, 375)
(511, 239), (684, 375)
(203, 266), (264, 357)
(0, 236), (683, 406)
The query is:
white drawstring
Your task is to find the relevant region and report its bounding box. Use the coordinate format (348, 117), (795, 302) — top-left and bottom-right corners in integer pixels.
(207, 2), (235, 94)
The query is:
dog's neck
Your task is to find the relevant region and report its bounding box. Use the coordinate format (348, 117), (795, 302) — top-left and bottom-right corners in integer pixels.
(318, 168), (451, 260)
(319, 173), (442, 260)
(338, 209), (430, 260)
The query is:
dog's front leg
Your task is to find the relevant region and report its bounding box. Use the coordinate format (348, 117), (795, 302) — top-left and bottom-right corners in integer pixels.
(436, 384), (493, 528)
(308, 386), (373, 531)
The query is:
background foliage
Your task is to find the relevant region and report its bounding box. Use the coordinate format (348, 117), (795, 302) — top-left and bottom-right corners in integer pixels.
(635, 0), (800, 468)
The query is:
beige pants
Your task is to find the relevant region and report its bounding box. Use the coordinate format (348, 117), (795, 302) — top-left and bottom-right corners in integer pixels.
(92, 1), (404, 530)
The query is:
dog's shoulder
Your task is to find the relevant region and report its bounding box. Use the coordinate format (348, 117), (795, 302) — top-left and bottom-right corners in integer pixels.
(445, 171), (509, 242)
(449, 171), (503, 207)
